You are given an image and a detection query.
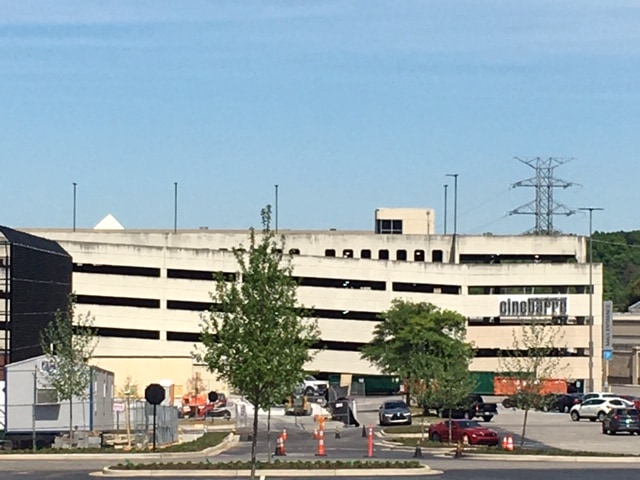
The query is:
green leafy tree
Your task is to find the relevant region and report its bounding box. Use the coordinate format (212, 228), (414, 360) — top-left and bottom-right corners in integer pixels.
(592, 230), (640, 310)
(361, 299), (470, 406)
(419, 345), (476, 445)
(196, 206), (319, 480)
(499, 319), (567, 448)
(39, 294), (97, 444)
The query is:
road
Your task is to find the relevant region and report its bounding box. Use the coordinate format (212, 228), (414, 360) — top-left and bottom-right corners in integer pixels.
(1, 392), (640, 479)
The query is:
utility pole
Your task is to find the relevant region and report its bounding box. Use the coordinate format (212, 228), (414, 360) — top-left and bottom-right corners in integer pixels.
(510, 157), (576, 234)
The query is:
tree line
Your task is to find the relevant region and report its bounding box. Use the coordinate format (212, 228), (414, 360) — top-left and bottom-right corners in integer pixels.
(592, 230), (640, 311)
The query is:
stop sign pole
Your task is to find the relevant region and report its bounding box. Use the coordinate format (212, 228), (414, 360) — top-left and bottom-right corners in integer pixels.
(145, 384), (166, 451)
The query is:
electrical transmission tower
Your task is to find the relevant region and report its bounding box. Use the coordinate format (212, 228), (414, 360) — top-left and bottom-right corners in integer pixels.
(509, 156), (576, 235)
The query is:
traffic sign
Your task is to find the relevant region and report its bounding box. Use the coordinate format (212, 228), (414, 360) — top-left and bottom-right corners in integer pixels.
(603, 349), (613, 361)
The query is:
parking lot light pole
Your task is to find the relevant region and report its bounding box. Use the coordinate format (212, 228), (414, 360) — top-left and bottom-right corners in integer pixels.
(579, 207), (603, 393)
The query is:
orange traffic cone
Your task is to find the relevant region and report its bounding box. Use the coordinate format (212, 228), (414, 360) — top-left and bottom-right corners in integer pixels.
(315, 429), (326, 456)
(506, 436), (514, 451)
(280, 434), (286, 455)
(282, 429), (287, 441)
(275, 436), (285, 456)
(501, 436), (508, 450)
(313, 427), (319, 440)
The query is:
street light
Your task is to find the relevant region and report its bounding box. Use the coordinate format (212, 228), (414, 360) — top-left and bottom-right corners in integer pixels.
(443, 184), (449, 234)
(579, 206), (603, 393)
(72, 182), (77, 232)
(174, 182), (178, 233)
(445, 174), (458, 235)
(446, 174), (459, 263)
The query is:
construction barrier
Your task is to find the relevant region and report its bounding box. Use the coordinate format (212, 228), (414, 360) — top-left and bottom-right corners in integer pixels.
(315, 428), (326, 456)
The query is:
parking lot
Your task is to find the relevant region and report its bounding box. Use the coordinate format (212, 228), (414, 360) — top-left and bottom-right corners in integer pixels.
(491, 404), (640, 455)
(343, 390), (640, 456)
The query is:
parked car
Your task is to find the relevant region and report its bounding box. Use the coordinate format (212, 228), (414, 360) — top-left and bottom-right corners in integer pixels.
(303, 375), (329, 396)
(428, 419), (499, 446)
(581, 392), (624, 402)
(570, 398), (633, 422)
(618, 395), (640, 410)
(602, 408), (640, 435)
(548, 393), (584, 413)
(378, 400), (412, 426)
(502, 392), (545, 410)
(437, 394), (498, 422)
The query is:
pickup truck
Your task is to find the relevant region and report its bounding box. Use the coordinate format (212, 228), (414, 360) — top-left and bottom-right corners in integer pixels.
(435, 394), (499, 422)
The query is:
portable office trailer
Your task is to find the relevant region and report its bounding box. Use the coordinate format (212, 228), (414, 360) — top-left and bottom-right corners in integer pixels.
(4, 355), (114, 447)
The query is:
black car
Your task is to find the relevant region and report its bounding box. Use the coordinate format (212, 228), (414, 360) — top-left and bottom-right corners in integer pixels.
(552, 393), (584, 413)
(602, 408), (640, 435)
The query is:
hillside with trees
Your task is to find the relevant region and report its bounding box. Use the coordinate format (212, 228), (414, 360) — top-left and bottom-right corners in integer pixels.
(592, 230), (640, 311)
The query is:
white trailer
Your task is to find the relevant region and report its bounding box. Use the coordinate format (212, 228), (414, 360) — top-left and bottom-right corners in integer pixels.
(4, 355), (114, 448)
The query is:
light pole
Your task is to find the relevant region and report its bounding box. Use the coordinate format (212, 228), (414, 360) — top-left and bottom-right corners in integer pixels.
(579, 206), (603, 393)
(174, 182), (178, 233)
(446, 174), (458, 235)
(443, 184), (448, 234)
(72, 182), (77, 232)
(446, 174), (459, 262)
(274, 184), (279, 233)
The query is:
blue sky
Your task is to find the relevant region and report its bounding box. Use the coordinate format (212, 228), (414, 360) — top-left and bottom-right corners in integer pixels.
(2, 1), (638, 235)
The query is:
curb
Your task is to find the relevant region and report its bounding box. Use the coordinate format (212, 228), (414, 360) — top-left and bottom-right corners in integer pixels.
(98, 464), (441, 477)
(0, 433), (238, 461)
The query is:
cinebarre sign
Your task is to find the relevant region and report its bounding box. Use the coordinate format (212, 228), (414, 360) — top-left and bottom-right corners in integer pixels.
(499, 296), (568, 317)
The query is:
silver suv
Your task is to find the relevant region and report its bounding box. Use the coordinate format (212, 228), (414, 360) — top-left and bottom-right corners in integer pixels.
(570, 397), (633, 422)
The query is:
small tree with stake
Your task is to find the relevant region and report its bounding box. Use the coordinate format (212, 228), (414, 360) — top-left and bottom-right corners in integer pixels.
(499, 318), (567, 449)
(39, 294), (97, 447)
(196, 206), (319, 480)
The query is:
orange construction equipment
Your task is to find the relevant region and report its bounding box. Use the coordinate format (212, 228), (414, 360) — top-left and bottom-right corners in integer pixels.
(315, 428), (326, 456)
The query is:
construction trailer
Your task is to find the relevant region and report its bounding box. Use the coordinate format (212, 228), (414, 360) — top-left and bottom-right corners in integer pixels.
(4, 355), (114, 448)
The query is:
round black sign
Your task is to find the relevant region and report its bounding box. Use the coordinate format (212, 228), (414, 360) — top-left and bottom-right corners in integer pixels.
(145, 383), (166, 405)
(208, 391), (219, 403)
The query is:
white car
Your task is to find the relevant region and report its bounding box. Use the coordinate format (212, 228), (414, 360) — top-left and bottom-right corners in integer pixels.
(570, 397), (633, 422)
(581, 392), (624, 402)
(303, 375), (329, 396)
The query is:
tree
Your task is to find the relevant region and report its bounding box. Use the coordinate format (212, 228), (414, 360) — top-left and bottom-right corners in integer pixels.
(418, 345), (476, 445)
(361, 299), (470, 406)
(196, 206), (319, 480)
(499, 319), (567, 448)
(118, 376), (139, 449)
(39, 294), (97, 445)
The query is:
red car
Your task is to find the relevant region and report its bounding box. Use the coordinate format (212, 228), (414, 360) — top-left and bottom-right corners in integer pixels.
(428, 419), (499, 446)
